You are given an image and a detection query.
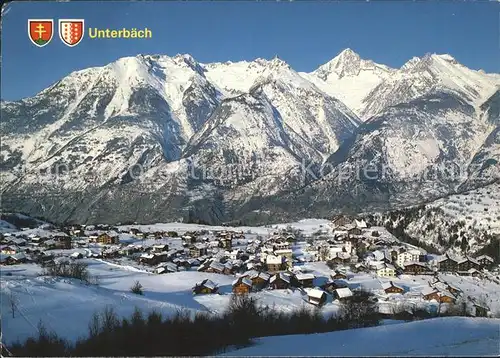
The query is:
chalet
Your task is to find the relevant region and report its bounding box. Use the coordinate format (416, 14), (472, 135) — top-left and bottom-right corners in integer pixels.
(473, 303), (489, 318)
(245, 259), (264, 272)
(321, 280), (344, 294)
(182, 235), (196, 244)
(421, 287), (441, 302)
(446, 283), (461, 296)
(151, 244), (169, 253)
(205, 260), (225, 274)
(439, 291), (456, 304)
(1, 245), (19, 255)
(232, 277), (252, 295)
(396, 250), (421, 267)
(438, 255), (458, 272)
(329, 256), (345, 265)
(129, 228), (141, 236)
(9, 238), (27, 246)
(30, 235), (47, 246)
(228, 249), (241, 261)
(331, 215), (355, 229)
(347, 227), (363, 236)
(7, 253), (28, 265)
(190, 243), (208, 258)
(352, 263), (368, 273)
(1, 254), (13, 265)
(381, 281), (405, 294)
(100, 248), (117, 259)
(156, 262), (178, 274)
(355, 219), (368, 229)
(457, 257), (480, 272)
(266, 254), (286, 273)
(223, 262), (235, 275)
(306, 288), (327, 306)
(269, 272), (292, 290)
(93, 233), (119, 245)
(187, 258), (201, 267)
(273, 242), (291, 251)
(70, 229), (84, 236)
(332, 287), (353, 301)
(458, 268), (481, 277)
(331, 271), (348, 280)
(192, 279), (218, 295)
(295, 273), (315, 288)
(57, 237), (71, 249)
(219, 237), (232, 250)
(476, 255), (494, 269)
(119, 245), (141, 256)
(404, 262), (433, 275)
(244, 271), (270, 289)
(138, 253), (160, 266)
(370, 250), (387, 262)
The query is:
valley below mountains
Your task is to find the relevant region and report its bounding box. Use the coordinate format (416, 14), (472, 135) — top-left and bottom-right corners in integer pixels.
(1, 49), (499, 229)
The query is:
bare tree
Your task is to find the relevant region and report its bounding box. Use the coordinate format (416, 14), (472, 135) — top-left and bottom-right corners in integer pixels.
(9, 293), (17, 319)
(319, 246), (330, 262)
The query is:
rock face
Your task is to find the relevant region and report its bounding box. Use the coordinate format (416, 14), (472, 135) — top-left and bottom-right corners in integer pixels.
(1, 50), (499, 226)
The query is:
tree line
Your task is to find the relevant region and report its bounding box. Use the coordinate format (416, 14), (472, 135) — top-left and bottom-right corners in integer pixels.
(7, 292), (380, 356)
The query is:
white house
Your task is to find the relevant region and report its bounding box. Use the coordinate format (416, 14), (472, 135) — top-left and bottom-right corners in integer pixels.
(396, 249), (421, 267)
(375, 262), (396, 277)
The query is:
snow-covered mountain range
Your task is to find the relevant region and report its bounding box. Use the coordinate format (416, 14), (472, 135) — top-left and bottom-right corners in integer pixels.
(1, 49), (498, 226)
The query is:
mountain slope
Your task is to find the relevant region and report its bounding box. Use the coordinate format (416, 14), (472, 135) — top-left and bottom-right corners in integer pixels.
(223, 317), (500, 356)
(359, 54), (499, 119)
(0, 50), (498, 231)
(304, 51), (499, 121)
(205, 57), (360, 155)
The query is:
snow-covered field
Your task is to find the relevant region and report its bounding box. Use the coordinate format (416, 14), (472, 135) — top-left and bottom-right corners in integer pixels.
(222, 317), (500, 356)
(1, 259), (336, 345)
(3, 258), (499, 346)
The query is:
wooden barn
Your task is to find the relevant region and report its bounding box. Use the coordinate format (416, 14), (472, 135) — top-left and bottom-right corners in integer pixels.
(232, 277), (252, 295)
(320, 280), (347, 294)
(381, 281), (405, 294)
(404, 262), (433, 275)
(244, 271), (270, 290)
(306, 288), (327, 306)
(295, 273), (315, 288)
(332, 287), (353, 301)
(331, 271), (348, 280)
(269, 273), (292, 290)
(192, 279), (219, 295)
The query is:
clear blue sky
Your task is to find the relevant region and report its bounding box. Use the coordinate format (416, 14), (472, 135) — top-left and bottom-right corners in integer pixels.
(1, 1), (499, 101)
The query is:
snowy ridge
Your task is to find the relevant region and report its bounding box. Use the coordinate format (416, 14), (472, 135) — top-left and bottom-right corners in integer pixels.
(223, 317), (500, 356)
(304, 49), (396, 117)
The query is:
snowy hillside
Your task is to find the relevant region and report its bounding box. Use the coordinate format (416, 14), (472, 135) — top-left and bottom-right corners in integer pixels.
(406, 183), (500, 253)
(365, 182), (500, 255)
(3, 259), (500, 346)
(223, 317), (500, 356)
